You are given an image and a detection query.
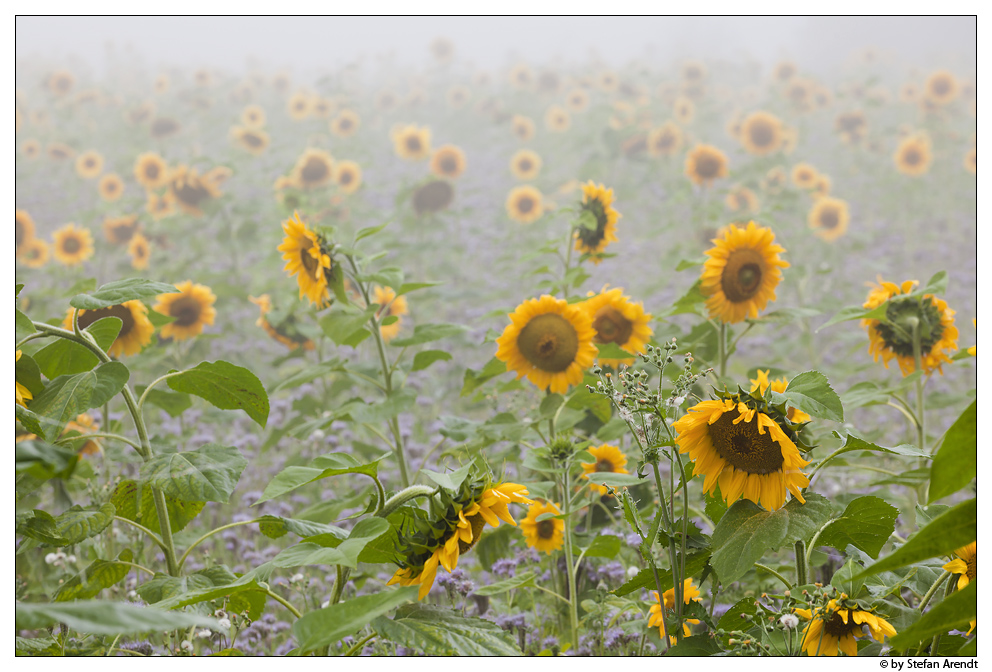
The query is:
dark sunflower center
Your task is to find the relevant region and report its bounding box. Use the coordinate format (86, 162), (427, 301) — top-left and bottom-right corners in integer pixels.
(576, 199), (608, 247)
(517, 313), (580, 373)
(537, 519), (557, 539)
(932, 79), (951, 96)
(517, 196), (535, 214)
(145, 163), (160, 179)
(440, 156), (458, 174)
(594, 459), (616, 473)
(720, 248), (765, 302)
(85, 158), (95, 168)
(592, 306), (633, 346)
(966, 553), (977, 581)
(708, 408), (785, 474)
(78, 304), (135, 339)
(657, 133), (674, 150)
(301, 157), (329, 183)
(822, 610), (863, 638)
(104, 181), (119, 194)
(413, 180), (454, 215)
(875, 295), (946, 357)
(62, 237), (81, 254)
(750, 121), (775, 147)
(457, 514), (488, 554)
(300, 247), (320, 276)
(519, 159), (533, 172)
(170, 296), (203, 327)
(405, 136), (422, 152)
(175, 180), (207, 205)
(243, 133), (263, 148)
(340, 118), (352, 130)
(819, 208), (839, 229)
(110, 221), (138, 243)
(339, 170), (353, 185)
(695, 154), (721, 179)
(151, 118), (179, 137)
(904, 149), (921, 166)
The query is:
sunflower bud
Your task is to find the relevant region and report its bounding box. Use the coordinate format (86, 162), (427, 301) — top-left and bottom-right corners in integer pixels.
(549, 435), (575, 462)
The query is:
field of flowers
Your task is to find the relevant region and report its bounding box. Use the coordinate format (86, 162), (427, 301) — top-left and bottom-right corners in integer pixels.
(14, 36), (976, 657)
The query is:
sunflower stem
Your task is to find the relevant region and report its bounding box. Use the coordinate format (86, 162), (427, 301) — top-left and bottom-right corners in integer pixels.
(377, 485), (435, 518)
(718, 322), (727, 379)
(918, 570), (950, 613)
(911, 319), (928, 503)
(795, 540), (808, 586)
(651, 462), (684, 645)
(559, 469), (581, 651)
(928, 574), (957, 656)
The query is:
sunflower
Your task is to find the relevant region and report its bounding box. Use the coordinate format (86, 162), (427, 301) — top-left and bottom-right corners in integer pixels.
(146, 191), (176, 220)
(509, 149), (541, 181)
(565, 88), (589, 113)
(430, 145), (467, 179)
(894, 135), (932, 177)
(103, 215), (141, 245)
(311, 97), (335, 118)
(725, 186), (760, 215)
(154, 74), (169, 94)
(506, 185), (545, 224)
(739, 111), (783, 156)
(496, 295), (597, 394)
(241, 104), (266, 128)
(511, 115), (536, 142)
(154, 281), (216, 341)
(286, 91), (312, 120)
(749, 370), (811, 424)
(149, 117), (181, 139)
(700, 221), (789, 324)
(509, 64), (534, 89)
(330, 109), (360, 137)
(580, 287), (653, 367)
(964, 147), (976, 175)
(520, 501), (564, 554)
(48, 142), (75, 161)
(773, 61), (797, 82)
(393, 125), (431, 161)
(167, 165), (221, 216)
(785, 78), (813, 111)
(647, 122), (683, 157)
(98, 173), (124, 202)
(684, 144), (729, 187)
(408, 180), (453, 216)
(791, 162), (819, 189)
(795, 597), (897, 656)
(52, 223), (95, 267)
(598, 71), (619, 92)
(249, 294), (315, 351)
(47, 70), (75, 96)
(943, 542), (977, 592)
(19, 238), (49, 268)
(290, 148), (335, 189)
(649, 578), (703, 645)
(15, 351), (33, 407)
(21, 139), (41, 158)
(15, 209), (35, 255)
(924, 70), (958, 106)
(333, 160), (362, 194)
(75, 150), (104, 179)
(278, 211), (332, 308)
(373, 286), (408, 342)
(862, 278), (958, 376)
(673, 96), (695, 124)
(545, 105), (570, 132)
(572, 181), (620, 262)
(581, 444), (630, 495)
(62, 300), (155, 357)
(833, 110), (867, 145)
(229, 126), (269, 155)
(133, 152), (169, 190)
(761, 166), (787, 194)
(127, 233), (151, 270)
(811, 174), (832, 200)
(673, 394), (810, 511)
(808, 197), (849, 242)
(682, 61), (706, 82)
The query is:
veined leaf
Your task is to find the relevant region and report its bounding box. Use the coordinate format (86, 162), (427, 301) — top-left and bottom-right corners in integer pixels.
(69, 278), (178, 310)
(16, 600), (218, 635)
(141, 444), (247, 503)
(166, 360), (269, 428)
(817, 496), (899, 559)
(928, 400), (977, 502)
(110, 479), (205, 535)
(26, 372), (96, 441)
(255, 453), (384, 504)
(33, 317), (122, 380)
(292, 586), (418, 653)
(372, 604), (522, 656)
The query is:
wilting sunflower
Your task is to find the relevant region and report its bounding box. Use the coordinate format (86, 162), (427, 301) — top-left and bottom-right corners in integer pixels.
(511, 115), (536, 142)
(808, 197), (849, 242)
(795, 597), (897, 656)
(430, 145), (467, 179)
(790, 162), (819, 189)
(149, 117), (181, 139)
(21, 139), (41, 158)
(15, 209), (35, 255)
(862, 278), (959, 376)
(684, 144), (729, 187)
(75, 150), (104, 179)
(333, 160), (362, 194)
(52, 223), (95, 267)
(581, 444), (630, 495)
(286, 91), (312, 120)
(249, 294), (315, 351)
(290, 148), (335, 190)
(520, 500), (564, 554)
(146, 191), (176, 220)
(103, 215), (141, 245)
(565, 88), (589, 113)
(167, 165), (221, 216)
(47, 70), (75, 96)
(943, 542), (977, 592)
(924, 70), (958, 106)
(231, 126), (270, 155)
(278, 211), (333, 307)
(581, 287), (653, 367)
(510, 149), (541, 180)
(545, 105), (570, 132)
(19, 238), (49, 268)
(330, 109), (360, 137)
(154, 281), (216, 341)
(673, 96), (695, 124)
(16, 351), (33, 407)
(964, 147), (976, 175)
(893, 135), (932, 177)
(739, 111), (783, 156)
(62, 300), (155, 357)
(241, 104), (266, 128)
(574, 181), (620, 261)
(48, 142), (75, 161)
(649, 578), (703, 645)
(412, 180), (455, 216)
(700, 221), (789, 324)
(725, 186), (760, 215)
(505, 185), (545, 224)
(673, 392), (810, 511)
(647, 121), (683, 158)
(373, 285), (408, 342)
(133, 152), (169, 190)
(749, 370), (811, 424)
(496, 295), (598, 394)
(128, 233), (151, 270)
(98, 173), (124, 202)
(392, 125), (432, 161)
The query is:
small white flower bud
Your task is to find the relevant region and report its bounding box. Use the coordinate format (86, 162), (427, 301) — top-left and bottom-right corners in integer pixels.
(181, 640), (193, 651)
(218, 617), (231, 630)
(311, 429), (325, 440)
(196, 629), (212, 639)
(45, 553), (58, 565)
(779, 614), (799, 630)
(291, 573), (304, 583)
(321, 600), (330, 609)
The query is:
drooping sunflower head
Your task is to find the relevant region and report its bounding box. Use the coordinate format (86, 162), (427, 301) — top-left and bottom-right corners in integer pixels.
(63, 300), (155, 358)
(724, 186), (760, 215)
(330, 109), (360, 137)
(861, 278), (959, 376)
(19, 238), (49, 268)
(647, 121), (683, 157)
(545, 105), (570, 132)
(520, 500), (564, 554)
(15, 209), (35, 254)
(128, 233), (151, 270)
(506, 185), (545, 224)
(565, 88), (590, 113)
(134, 152), (169, 190)
(412, 180), (455, 216)
(103, 215), (142, 246)
(75, 150), (104, 179)
(248, 294), (316, 352)
(894, 135), (932, 177)
(924, 70), (958, 106)
(790, 162), (819, 189)
(286, 91), (313, 120)
(232, 126), (270, 155)
(748, 370), (812, 424)
(581, 444), (630, 496)
(373, 285), (408, 343)
(98, 173), (124, 202)
(429, 145), (467, 179)
(241, 104), (266, 128)
(333, 160), (363, 195)
(512, 115), (536, 142)
(146, 191), (176, 220)
(808, 197), (849, 242)
(393, 125), (432, 161)
(739, 111), (783, 156)
(149, 117), (181, 139)
(290, 148), (335, 189)
(700, 221), (789, 324)
(52, 223), (95, 267)
(942, 542), (976, 591)
(685, 144), (729, 187)
(581, 286), (653, 367)
(153, 280), (216, 341)
(795, 597), (897, 656)
(574, 181), (620, 261)
(510, 149), (542, 181)
(277, 211), (333, 308)
(167, 165), (222, 216)
(496, 295), (598, 394)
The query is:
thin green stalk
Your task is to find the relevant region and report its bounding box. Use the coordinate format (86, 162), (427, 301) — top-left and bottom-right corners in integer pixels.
(136, 371), (184, 414)
(718, 322), (727, 379)
(265, 589), (303, 619)
(795, 540), (808, 586)
(120, 560), (156, 577)
(177, 519), (259, 570)
(560, 470), (580, 651)
(332, 565), (350, 605)
(912, 320), (926, 451)
(754, 563), (792, 590)
(344, 632), (376, 656)
(114, 516), (167, 553)
(651, 462), (684, 645)
(929, 575), (956, 656)
(918, 570), (950, 613)
(377, 485), (435, 518)
(54, 432), (141, 450)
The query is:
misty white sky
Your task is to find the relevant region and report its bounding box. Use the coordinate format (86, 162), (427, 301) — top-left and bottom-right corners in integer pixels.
(15, 16), (976, 82)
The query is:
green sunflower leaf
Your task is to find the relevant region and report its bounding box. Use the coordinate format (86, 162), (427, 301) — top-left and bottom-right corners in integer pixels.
(461, 357), (507, 396)
(917, 270), (948, 298)
(319, 306), (377, 346)
(256, 515), (349, 541)
(889, 580), (975, 652)
(32, 317), (122, 380)
(140, 444), (248, 504)
(411, 349), (453, 371)
(16, 350), (45, 397)
(772, 370), (844, 422)
(928, 400), (977, 502)
(89, 361), (130, 409)
(54, 502), (116, 546)
(255, 453), (384, 505)
(292, 586), (419, 654)
(15, 440), (79, 481)
(816, 302), (889, 332)
(110, 479), (205, 535)
(421, 463), (472, 491)
(371, 604), (522, 656)
(15, 308), (36, 344)
(470, 571), (537, 596)
(581, 533), (622, 559)
(134, 384), (192, 417)
(15, 600), (219, 635)
(69, 278), (178, 310)
(396, 281), (442, 296)
(354, 221), (390, 243)
(612, 551), (711, 597)
(661, 279), (706, 317)
(817, 496), (899, 559)
(594, 342), (633, 360)
(54, 550), (133, 601)
(389, 322), (468, 347)
(16, 400), (46, 436)
(270, 517), (390, 569)
(27, 371), (96, 441)
(166, 360), (269, 428)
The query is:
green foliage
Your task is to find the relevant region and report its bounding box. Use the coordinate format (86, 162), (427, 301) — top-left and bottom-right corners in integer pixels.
(15, 600), (219, 635)
(55, 549), (134, 601)
(53, 502), (117, 545)
(33, 317), (122, 378)
(256, 452), (384, 504)
(889, 581), (976, 652)
(470, 571), (538, 596)
(613, 551), (711, 597)
(167, 360), (270, 428)
(928, 400), (977, 502)
(320, 306), (378, 345)
(411, 349), (453, 371)
(769, 370), (843, 422)
(69, 278), (178, 310)
(291, 586), (419, 654)
(270, 517), (390, 569)
(15, 440), (79, 481)
(135, 385), (192, 417)
(389, 322), (468, 347)
(374, 604), (524, 655)
(817, 496), (899, 559)
(581, 534), (622, 559)
(110, 479), (205, 535)
(141, 444), (247, 503)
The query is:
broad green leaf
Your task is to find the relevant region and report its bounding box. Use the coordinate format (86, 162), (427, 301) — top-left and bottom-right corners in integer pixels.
(270, 517), (390, 569)
(134, 385), (192, 418)
(582, 534), (621, 559)
(771, 370), (843, 422)
(613, 551), (711, 597)
(461, 357), (507, 396)
(566, 385), (612, 422)
(830, 558), (866, 598)
(89, 362), (130, 409)
(55, 502), (116, 545)
(594, 342), (635, 360)
(412, 349), (453, 371)
(346, 387), (416, 423)
(746, 307), (821, 325)
(373, 604), (523, 656)
(366, 266), (404, 290)
(16, 308), (36, 343)
(717, 596), (759, 633)
(666, 635), (722, 656)
(25, 371), (96, 441)
(15, 440), (79, 481)
(319, 307), (377, 346)
(889, 581), (975, 651)
(15, 600), (218, 635)
(18, 509), (64, 546)
(421, 464), (472, 491)
(474, 523), (515, 571)
(661, 280), (706, 317)
(389, 322), (468, 347)
(255, 453), (383, 504)
(15, 405), (45, 436)
(110, 479), (205, 535)
(817, 496), (899, 559)
(396, 281), (442, 296)
(854, 498), (976, 579)
(256, 515), (349, 540)
(69, 278), (178, 310)
(826, 431), (928, 461)
(816, 303), (889, 332)
(138, 566), (237, 604)
(147, 572), (268, 616)
(354, 222), (389, 242)
(917, 270), (948, 298)
(929, 400), (977, 502)
(167, 360), (269, 428)
(33, 317), (121, 379)
(292, 586), (419, 653)
(270, 358), (343, 393)
(470, 571), (537, 597)
(583, 472), (644, 489)
(55, 550), (133, 601)
(15, 350), (45, 397)
(141, 444), (247, 503)
(63, 277), (97, 298)
(783, 493), (834, 542)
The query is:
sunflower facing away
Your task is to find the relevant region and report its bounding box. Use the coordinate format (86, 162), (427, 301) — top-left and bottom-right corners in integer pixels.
(333, 160), (363, 194)
(430, 145), (467, 179)
(700, 221), (789, 324)
(581, 444), (630, 495)
(47, 70), (75, 96)
(154, 281), (216, 341)
(924, 70), (958, 106)
(232, 126), (270, 155)
(649, 578), (703, 645)
(241, 104), (266, 128)
(98, 173), (124, 202)
(290, 148), (335, 190)
(861, 278), (958, 376)
(581, 286), (653, 367)
(673, 392), (810, 511)
(393, 125), (432, 161)
(412, 180), (455, 216)
(62, 300), (155, 358)
(134, 152), (169, 190)
(545, 105), (570, 132)
(739, 111), (783, 156)
(75, 150), (104, 179)
(505, 185), (545, 224)
(330, 110), (360, 137)
(574, 181), (620, 261)
(103, 215), (141, 246)
(52, 223), (95, 267)
(647, 121), (683, 158)
(373, 285), (408, 342)
(512, 115), (536, 141)
(510, 149), (541, 180)
(520, 500), (564, 554)
(685, 144), (729, 187)
(249, 294), (315, 351)
(795, 597), (897, 656)
(808, 197), (850, 242)
(496, 295), (597, 394)
(894, 135), (932, 177)
(167, 165), (222, 216)
(128, 233), (151, 270)
(749, 370), (812, 424)
(15, 209), (35, 255)
(278, 211), (333, 308)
